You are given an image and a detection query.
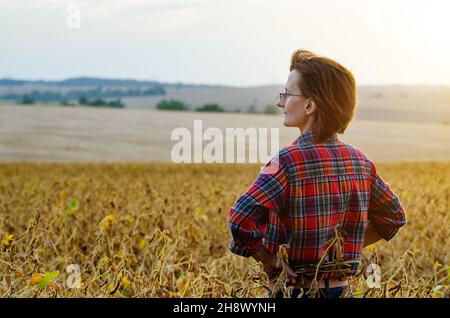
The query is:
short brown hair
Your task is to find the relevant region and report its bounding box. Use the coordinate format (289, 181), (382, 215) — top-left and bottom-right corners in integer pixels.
(290, 49), (356, 143)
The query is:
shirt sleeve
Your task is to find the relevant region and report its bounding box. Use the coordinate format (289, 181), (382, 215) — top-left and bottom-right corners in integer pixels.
(228, 151), (290, 257)
(368, 161), (407, 241)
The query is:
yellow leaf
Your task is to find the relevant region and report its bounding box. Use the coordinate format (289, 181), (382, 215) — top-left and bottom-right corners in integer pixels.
(59, 190), (69, 205)
(432, 291), (444, 298)
(105, 214), (118, 222)
(194, 207), (203, 216)
(101, 214), (118, 230)
(125, 214), (135, 223)
(116, 251), (126, 260)
(138, 239), (147, 250)
(30, 273), (43, 286)
(2, 234), (14, 246)
(122, 277), (131, 288)
(98, 256), (110, 268)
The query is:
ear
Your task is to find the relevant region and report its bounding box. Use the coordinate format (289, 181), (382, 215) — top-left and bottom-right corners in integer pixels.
(305, 99), (317, 115)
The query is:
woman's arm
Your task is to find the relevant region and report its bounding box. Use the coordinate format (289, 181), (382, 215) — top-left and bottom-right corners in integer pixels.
(228, 150), (296, 283)
(366, 161), (407, 242)
(251, 245), (298, 284)
(228, 151), (290, 257)
(363, 226), (383, 247)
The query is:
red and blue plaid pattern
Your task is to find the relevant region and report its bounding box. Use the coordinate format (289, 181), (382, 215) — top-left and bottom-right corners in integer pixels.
(228, 130), (406, 276)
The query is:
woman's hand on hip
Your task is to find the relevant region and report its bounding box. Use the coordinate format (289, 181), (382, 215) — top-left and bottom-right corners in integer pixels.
(251, 246), (298, 285)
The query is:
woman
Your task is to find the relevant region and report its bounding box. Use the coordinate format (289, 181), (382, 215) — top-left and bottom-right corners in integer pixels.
(228, 49), (407, 298)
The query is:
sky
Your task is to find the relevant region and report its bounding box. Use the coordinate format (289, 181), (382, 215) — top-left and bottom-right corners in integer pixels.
(1, 0), (449, 87)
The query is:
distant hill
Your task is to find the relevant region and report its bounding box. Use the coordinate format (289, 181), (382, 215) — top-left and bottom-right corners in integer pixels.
(0, 77), (230, 89)
(1, 77), (449, 125)
(0, 77), (236, 104)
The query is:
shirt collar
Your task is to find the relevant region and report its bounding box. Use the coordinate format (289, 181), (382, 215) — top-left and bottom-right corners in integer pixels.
(294, 130), (339, 145)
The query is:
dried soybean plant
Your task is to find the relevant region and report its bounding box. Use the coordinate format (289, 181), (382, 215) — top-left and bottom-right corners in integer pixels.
(264, 226), (361, 298)
(0, 162), (449, 298)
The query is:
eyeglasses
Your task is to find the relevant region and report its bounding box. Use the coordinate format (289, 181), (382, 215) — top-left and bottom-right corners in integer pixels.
(278, 92), (304, 101)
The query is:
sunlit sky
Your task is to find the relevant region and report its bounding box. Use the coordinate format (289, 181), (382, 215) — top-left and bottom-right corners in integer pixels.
(1, 0), (449, 86)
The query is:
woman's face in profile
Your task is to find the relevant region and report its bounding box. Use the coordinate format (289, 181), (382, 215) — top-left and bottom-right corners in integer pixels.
(277, 69), (315, 131)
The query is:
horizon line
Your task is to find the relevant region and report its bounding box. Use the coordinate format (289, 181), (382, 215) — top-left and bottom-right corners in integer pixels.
(0, 76), (449, 89)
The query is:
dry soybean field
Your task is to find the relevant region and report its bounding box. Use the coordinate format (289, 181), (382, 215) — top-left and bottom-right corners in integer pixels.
(0, 162), (449, 298)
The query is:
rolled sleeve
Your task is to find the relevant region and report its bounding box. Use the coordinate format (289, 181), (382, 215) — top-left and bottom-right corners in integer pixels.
(368, 161), (407, 241)
(228, 150), (290, 257)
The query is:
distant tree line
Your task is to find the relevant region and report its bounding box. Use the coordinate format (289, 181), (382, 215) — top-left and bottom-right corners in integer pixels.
(1, 85), (165, 102)
(156, 99), (280, 115)
(15, 95), (280, 113)
(20, 95), (36, 105)
(78, 96), (124, 108)
(17, 94), (124, 108)
(156, 99), (189, 111)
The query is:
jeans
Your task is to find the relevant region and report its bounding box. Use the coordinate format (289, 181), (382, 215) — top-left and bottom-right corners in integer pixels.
(268, 286), (354, 298)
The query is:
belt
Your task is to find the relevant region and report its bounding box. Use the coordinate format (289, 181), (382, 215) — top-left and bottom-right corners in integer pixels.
(269, 277), (349, 290)
(293, 278), (349, 289)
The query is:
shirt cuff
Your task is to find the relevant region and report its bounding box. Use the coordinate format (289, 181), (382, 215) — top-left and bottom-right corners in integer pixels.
(229, 240), (262, 258)
(371, 223), (400, 241)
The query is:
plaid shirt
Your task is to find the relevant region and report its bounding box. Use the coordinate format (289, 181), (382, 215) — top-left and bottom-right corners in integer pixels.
(228, 130), (406, 276)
